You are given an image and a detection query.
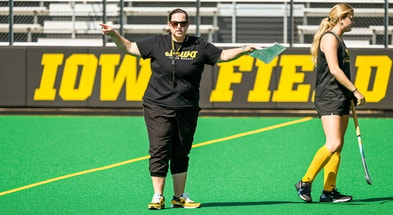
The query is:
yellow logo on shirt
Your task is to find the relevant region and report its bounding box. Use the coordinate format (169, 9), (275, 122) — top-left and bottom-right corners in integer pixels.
(344, 48), (350, 63)
(165, 50), (198, 60)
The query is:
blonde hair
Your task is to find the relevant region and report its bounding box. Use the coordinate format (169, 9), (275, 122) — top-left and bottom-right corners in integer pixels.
(310, 4), (354, 65)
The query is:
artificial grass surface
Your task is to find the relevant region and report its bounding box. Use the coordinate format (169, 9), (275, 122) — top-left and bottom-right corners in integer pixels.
(1, 115), (392, 214)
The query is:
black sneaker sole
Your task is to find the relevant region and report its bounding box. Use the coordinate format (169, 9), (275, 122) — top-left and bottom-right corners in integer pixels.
(148, 206), (165, 210)
(320, 198), (352, 203)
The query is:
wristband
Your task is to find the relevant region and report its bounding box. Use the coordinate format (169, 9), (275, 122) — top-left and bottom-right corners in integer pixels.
(352, 88), (357, 93)
(242, 45), (247, 53)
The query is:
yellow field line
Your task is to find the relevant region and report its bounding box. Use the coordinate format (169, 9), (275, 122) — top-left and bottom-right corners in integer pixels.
(192, 117), (313, 148)
(0, 155), (150, 196)
(0, 117), (312, 196)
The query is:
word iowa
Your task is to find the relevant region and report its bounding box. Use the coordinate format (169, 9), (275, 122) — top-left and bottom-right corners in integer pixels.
(34, 53), (392, 103)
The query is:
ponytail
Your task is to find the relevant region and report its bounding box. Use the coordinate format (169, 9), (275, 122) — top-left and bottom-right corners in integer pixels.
(310, 3), (353, 65)
(310, 18), (332, 65)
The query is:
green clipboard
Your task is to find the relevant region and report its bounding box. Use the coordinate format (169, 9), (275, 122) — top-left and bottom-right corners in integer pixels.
(249, 42), (286, 64)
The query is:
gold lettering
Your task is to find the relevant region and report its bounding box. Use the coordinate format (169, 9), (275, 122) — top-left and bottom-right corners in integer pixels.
(272, 55), (314, 102)
(99, 54), (151, 101)
(210, 57), (254, 102)
(127, 55), (151, 101)
(248, 58), (278, 102)
(355, 55), (392, 102)
(34, 54), (64, 100)
(59, 54), (98, 100)
(99, 54), (122, 101)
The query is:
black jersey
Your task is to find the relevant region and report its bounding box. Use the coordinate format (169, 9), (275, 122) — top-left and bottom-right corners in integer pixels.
(315, 31), (351, 99)
(136, 34), (222, 108)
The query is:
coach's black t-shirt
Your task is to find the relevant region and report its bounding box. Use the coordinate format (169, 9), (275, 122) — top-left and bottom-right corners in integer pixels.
(315, 31), (351, 99)
(136, 34), (222, 108)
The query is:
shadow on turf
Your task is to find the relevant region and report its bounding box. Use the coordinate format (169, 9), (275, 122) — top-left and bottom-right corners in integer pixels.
(202, 201), (299, 207)
(203, 197), (393, 207)
(352, 197), (393, 204)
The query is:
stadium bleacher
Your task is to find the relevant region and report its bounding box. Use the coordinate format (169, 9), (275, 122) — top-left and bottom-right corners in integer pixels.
(297, 25), (373, 44)
(299, 7), (393, 45)
(0, 1), (391, 46)
(369, 25), (393, 45)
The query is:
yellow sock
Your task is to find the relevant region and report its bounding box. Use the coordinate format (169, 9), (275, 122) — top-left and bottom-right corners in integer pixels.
(302, 146), (333, 183)
(323, 152), (341, 191)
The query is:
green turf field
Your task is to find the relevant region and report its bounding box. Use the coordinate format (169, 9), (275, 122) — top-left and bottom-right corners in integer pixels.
(1, 115), (392, 214)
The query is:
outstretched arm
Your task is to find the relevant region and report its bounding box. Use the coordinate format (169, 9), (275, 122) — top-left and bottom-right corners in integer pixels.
(218, 44), (259, 62)
(100, 24), (141, 57)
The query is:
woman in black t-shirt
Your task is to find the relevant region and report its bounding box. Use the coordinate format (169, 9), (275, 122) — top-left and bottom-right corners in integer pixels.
(101, 8), (260, 210)
(295, 3), (366, 204)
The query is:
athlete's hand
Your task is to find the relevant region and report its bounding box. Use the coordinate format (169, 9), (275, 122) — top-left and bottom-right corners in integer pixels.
(354, 89), (366, 106)
(243, 44), (262, 53)
(100, 24), (114, 35)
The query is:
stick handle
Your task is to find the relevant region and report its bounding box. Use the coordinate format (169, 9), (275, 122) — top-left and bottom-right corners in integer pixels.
(350, 100), (361, 137)
(351, 99), (373, 185)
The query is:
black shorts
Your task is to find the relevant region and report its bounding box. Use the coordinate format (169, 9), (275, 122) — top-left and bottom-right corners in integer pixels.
(314, 96), (351, 118)
(143, 102), (200, 177)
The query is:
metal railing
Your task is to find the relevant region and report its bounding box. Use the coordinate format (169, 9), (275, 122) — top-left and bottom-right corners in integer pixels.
(1, 0), (391, 47)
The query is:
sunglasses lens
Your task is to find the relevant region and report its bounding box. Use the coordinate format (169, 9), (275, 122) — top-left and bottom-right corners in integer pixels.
(171, 21), (188, 27)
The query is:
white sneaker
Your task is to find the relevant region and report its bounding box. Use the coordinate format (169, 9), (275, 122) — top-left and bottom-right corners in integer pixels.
(148, 193), (165, 210)
(171, 193), (201, 208)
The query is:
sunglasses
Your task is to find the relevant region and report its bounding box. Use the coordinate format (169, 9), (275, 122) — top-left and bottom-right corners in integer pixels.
(170, 21), (188, 27)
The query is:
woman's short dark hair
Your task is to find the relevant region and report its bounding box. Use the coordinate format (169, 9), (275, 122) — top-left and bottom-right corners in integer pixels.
(168, 8), (189, 22)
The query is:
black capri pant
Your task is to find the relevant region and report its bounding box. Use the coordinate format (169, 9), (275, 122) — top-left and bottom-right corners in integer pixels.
(143, 102), (200, 177)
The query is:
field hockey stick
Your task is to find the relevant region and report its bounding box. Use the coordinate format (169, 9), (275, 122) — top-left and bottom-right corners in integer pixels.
(249, 42), (286, 64)
(350, 100), (372, 185)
